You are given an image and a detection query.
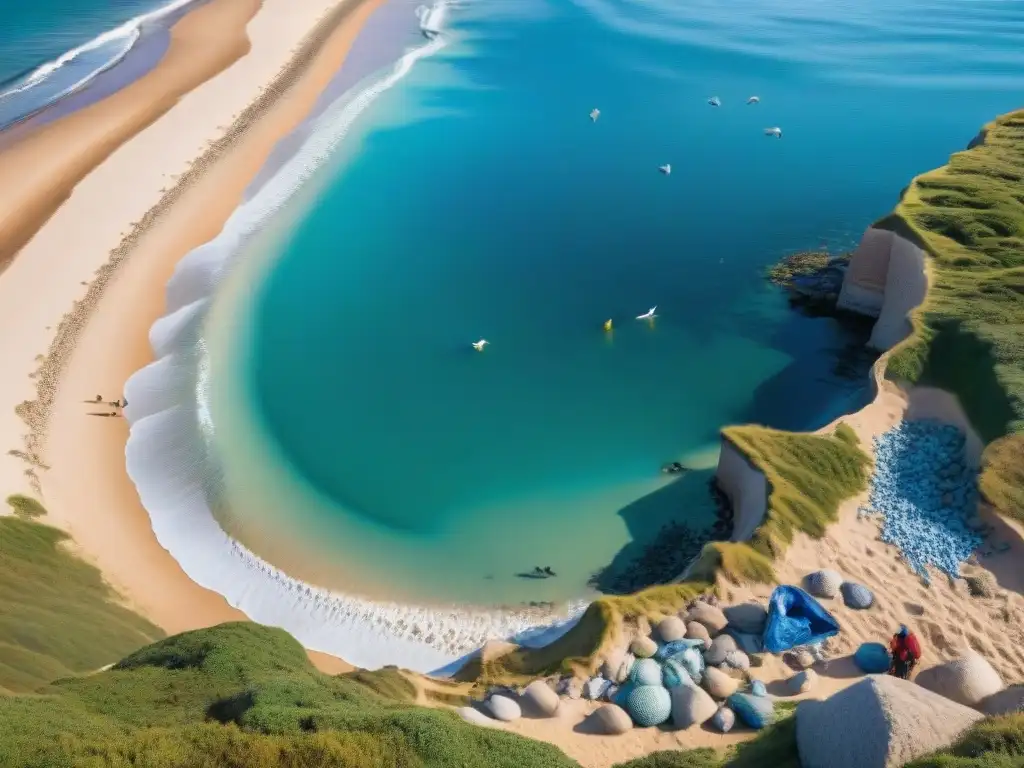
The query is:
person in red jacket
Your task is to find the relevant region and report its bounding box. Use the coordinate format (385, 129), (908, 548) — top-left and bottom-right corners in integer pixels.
(889, 625), (922, 679)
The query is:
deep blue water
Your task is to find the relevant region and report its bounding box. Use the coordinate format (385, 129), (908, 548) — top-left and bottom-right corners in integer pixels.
(207, 0), (1024, 605)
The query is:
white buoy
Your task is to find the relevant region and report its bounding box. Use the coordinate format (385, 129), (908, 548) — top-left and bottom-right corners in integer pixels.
(590, 108), (600, 122)
(472, 339), (489, 351)
(708, 96), (721, 107)
(747, 96), (760, 104)
(764, 126), (782, 138)
(636, 306), (657, 321)
(658, 164), (671, 175)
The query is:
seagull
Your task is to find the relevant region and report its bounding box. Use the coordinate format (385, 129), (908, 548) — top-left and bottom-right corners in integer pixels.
(590, 108), (601, 122)
(747, 96), (760, 104)
(708, 96), (721, 107)
(659, 164), (671, 175)
(472, 339), (489, 351)
(764, 126), (782, 138)
(636, 306), (657, 321)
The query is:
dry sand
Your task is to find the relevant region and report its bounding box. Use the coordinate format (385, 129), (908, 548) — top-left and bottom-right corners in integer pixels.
(0, 0), (399, 675)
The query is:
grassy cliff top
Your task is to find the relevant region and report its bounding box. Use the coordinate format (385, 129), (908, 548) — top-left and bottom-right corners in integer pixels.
(879, 108), (1024, 521)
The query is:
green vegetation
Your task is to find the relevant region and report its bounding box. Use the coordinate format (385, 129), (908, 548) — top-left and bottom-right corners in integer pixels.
(766, 250), (836, 286)
(877, 108), (1024, 522)
(702, 426), (870, 582)
(0, 513), (163, 693)
(6, 493), (46, 519)
(0, 622), (579, 768)
(906, 713), (1024, 767)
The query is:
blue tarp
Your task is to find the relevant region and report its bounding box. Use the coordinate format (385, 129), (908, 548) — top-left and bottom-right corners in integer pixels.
(762, 585), (840, 653)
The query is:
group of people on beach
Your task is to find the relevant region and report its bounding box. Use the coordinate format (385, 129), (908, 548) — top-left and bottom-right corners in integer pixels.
(89, 393), (127, 417)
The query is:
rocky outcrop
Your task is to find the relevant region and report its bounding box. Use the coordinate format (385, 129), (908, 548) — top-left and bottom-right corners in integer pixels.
(836, 227), (928, 351)
(714, 437), (769, 542)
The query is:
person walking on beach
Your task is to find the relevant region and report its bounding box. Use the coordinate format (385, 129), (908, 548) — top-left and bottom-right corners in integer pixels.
(889, 625), (922, 679)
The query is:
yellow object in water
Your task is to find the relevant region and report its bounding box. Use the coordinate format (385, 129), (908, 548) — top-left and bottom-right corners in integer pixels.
(604, 319), (613, 332)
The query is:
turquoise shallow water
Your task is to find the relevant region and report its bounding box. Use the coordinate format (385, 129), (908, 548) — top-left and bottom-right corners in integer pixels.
(205, 0), (1024, 606)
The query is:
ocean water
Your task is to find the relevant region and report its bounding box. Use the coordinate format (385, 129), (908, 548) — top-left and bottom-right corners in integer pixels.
(196, 0), (1024, 612)
(0, 0), (193, 130)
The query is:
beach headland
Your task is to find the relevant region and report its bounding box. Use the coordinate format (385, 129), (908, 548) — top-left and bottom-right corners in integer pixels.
(0, 0), (410, 674)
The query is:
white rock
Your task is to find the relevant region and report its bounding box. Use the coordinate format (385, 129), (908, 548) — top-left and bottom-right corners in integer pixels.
(584, 676), (613, 701)
(631, 636), (658, 659)
(486, 694), (522, 722)
(588, 703), (633, 735)
(655, 616), (687, 643)
(724, 650), (750, 671)
(702, 666), (740, 699)
(457, 706), (500, 728)
(915, 651), (1004, 708)
(670, 683), (718, 729)
(521, 680), (559, 717)
(688, 603), (729, 635)
(685, 621), (712, 646)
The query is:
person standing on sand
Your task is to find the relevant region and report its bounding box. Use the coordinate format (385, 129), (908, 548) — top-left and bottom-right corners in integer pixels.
(889, 625), (922, 679)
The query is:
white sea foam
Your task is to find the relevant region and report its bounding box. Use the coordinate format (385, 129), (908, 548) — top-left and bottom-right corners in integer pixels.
(125, 3), (588, 673)
(0, 0), (198, 124)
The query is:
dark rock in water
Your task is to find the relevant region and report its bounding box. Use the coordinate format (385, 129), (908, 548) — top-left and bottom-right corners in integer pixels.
(767, 250), (852, 315)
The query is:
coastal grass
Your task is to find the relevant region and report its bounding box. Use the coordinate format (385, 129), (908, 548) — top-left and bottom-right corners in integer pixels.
(5, 493), (46, 518)
(0, 622), (579, 768)
(0, 512), (163, 693)
(905, 713), (1024, 767)
(876, 108), (1024, 522)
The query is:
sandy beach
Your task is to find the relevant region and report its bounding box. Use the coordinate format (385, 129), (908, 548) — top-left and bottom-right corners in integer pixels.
(0, 0), (401, 674)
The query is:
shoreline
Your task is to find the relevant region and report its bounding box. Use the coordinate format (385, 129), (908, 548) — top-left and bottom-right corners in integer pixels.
(0, 0), (412, 674)
(0, 0), (263, 274)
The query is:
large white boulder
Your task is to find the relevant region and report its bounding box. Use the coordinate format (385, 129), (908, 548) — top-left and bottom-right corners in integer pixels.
(915, 651), (1004, 708)
(796, 675), (983, 768)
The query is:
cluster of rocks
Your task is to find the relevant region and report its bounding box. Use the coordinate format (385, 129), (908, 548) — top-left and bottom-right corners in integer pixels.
(865, 421), (984, 582)
(461, 596), (825, 735)
(805, 568), (874, 609)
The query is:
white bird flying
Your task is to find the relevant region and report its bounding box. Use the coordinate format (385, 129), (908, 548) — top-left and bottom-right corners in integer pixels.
(472, 339), (489, 351)
(636, 306), (657, 321)
(708, 96), (721, 107)
(764, 126), (782, 138)
(747, 95), (760, 104)
(590, 108), (601, 122)
(658, 164), (671, 175)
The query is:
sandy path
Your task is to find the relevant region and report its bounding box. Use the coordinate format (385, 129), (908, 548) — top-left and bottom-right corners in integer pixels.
(0, 0), (400, 675)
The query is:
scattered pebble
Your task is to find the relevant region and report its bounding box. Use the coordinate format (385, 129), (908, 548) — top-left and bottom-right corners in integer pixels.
(840, 581), (874, 609)
(486, 694), (522, 722)
(521, 680), (559, 717)
(588, 703), (633, 735)
(711, 705), (736, 733)
(631, 636), (658, 659)
(807, 569), (843, 598)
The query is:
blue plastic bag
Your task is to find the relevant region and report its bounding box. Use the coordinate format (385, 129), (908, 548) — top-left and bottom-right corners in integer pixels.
(762, 585), (840, 653)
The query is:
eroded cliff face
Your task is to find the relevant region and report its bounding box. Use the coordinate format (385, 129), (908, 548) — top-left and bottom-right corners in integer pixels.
(837, 226), (927, 351)
(715, 437), (768, 542)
